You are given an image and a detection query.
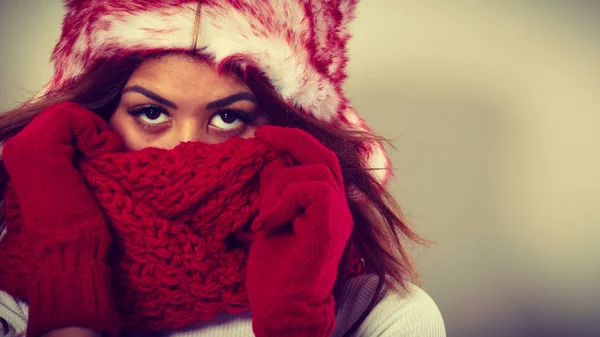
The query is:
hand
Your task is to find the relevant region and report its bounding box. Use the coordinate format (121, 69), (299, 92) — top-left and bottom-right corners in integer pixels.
(2, 102), (123, 238)
(2, 102), (122, 337)
(246, 126), (353, 337)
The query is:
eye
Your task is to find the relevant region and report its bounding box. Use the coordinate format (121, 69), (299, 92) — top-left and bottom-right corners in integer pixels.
(209, 110), (251, 130)
(128, 105), (170, 125)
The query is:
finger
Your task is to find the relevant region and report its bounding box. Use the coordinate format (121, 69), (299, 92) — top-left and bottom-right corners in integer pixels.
(291, 185), (353, 245)
(67, 103), (113, 136)
(253, 181), (304, 232)
(66, 107), (123, 157)
(259, 164), (338, 203)
(258, 159), (289, 194)
(254, 178), (340, 233)
(258, 180), (351, 250)
(255, 126), (343, 187)
(77, 131), (123, 158)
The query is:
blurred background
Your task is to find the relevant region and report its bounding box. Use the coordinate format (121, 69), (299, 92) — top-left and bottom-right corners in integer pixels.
(1, 1), (599, 336)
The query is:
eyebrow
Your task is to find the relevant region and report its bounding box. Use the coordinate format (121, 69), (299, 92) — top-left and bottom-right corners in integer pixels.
(205, 92), (257, 109)
(122, 85), (257, 110)
(122, 85), (177, 108)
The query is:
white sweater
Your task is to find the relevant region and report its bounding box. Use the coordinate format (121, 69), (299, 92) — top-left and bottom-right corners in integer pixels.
(0, 273), (445, 337)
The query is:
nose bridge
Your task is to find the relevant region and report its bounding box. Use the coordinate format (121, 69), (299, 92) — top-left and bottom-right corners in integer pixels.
(176, 116), (205, 143)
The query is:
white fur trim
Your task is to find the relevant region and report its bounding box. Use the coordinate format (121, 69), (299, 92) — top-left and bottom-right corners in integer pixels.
(48, 1), (341, 121)
(39, 0), (391, 184)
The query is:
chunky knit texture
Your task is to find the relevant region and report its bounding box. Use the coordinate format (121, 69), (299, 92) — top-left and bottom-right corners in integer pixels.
(0, 134), (293, 333)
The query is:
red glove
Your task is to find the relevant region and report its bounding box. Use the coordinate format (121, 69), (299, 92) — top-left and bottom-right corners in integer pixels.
(246, 126), (353, 337)
(2, 102), (123, 337)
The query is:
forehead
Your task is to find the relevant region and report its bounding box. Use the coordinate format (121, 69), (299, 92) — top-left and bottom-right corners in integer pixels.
(127, 53), (251, 99)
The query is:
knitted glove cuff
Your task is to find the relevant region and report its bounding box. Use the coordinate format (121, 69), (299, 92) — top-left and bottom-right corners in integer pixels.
(27, 262), (121, 337)
(32, 229), (112, 273)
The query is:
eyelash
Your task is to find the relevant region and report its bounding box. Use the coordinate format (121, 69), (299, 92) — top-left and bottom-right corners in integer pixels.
(127, 105), (255, 133)
(218, 109), (254, 125)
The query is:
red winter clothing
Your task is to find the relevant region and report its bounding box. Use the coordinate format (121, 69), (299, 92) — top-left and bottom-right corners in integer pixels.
(0, 104), (292, 333)
(246, 126), (354, 336)
(0, 104), (357, 337)
(0, 102), (123, 337)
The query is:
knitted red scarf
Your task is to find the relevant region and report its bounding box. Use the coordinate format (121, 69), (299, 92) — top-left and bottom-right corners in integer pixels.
(0, 137), (292, 331)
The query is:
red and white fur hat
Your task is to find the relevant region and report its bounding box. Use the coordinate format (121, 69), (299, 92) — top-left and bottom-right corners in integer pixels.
(41, 0), (392, 183)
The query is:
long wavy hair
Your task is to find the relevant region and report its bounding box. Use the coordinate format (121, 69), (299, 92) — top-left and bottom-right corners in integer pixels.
(0, 52), (427, 293)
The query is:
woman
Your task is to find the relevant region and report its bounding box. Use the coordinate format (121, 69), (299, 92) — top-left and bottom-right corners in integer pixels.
(0, 1), (445, 336)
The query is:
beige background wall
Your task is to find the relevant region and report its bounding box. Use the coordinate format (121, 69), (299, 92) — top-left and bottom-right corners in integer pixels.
(1, 1), (599, 336)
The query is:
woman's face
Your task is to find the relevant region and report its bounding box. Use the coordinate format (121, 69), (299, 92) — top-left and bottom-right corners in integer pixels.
(110, 54), (268, 150)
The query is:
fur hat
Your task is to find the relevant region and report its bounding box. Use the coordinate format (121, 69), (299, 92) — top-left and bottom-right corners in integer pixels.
(41, 0), (391, 183)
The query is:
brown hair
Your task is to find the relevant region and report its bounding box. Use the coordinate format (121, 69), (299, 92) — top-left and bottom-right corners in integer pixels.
(0, 53), (428, 293)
